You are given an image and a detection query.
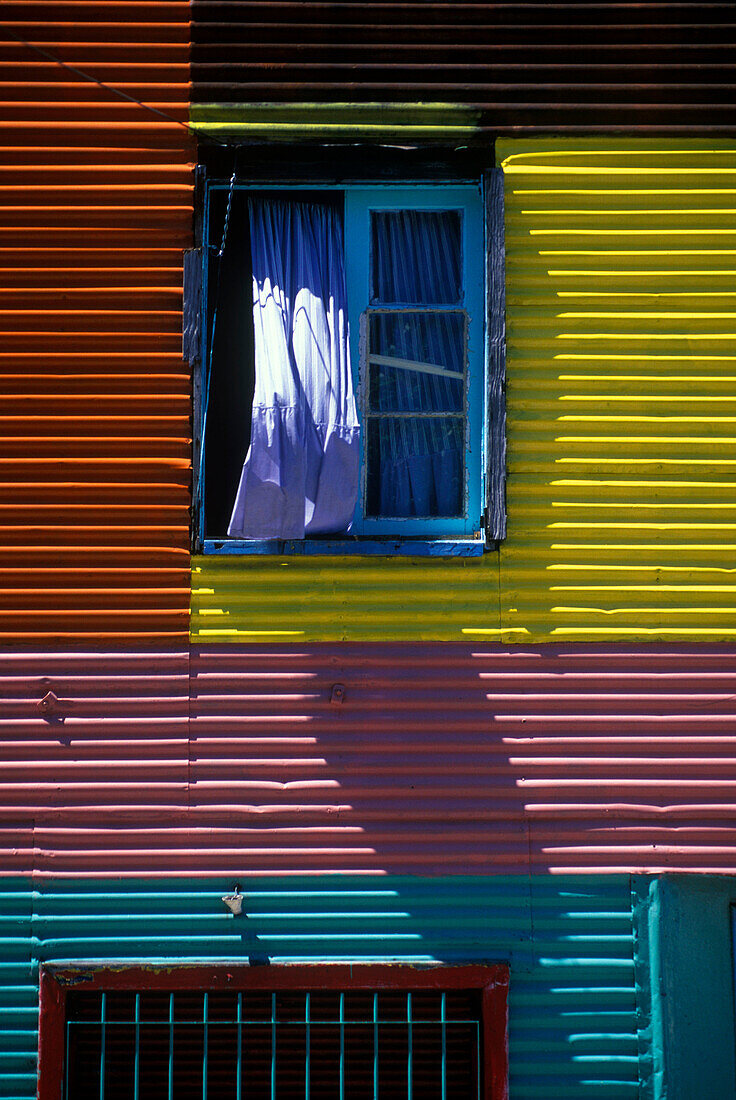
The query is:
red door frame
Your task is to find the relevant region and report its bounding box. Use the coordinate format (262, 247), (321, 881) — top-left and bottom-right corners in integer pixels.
(38, 962), (509, 1100)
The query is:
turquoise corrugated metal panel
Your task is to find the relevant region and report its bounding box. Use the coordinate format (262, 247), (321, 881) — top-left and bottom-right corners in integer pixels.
(11, 873), (639, 1100)
(633, 875), (736, 1100)
(0, 880), (35, 1100)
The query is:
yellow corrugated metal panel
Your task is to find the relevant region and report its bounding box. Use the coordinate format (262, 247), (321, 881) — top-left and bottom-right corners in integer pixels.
(191, 555), (502, 642)
(498, 137), (736, 641)
(192, 139), (736, 643)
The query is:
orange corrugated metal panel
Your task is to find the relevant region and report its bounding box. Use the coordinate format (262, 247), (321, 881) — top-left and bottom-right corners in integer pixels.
(3, 644), (736, 876)
(0, 1), (193, 643)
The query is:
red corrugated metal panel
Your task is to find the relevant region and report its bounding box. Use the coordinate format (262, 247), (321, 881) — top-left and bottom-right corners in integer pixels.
(3, 645), (736, 875)
(0, 1), (193, 643)
(191, 1), (736, 133)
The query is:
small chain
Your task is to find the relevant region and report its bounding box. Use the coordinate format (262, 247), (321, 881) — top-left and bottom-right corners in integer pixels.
(218, 159), (238, 257)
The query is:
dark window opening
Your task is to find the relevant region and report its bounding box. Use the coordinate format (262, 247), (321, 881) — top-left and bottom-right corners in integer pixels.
(65, 988), (483, 1099)
(203, 190), (343, 538)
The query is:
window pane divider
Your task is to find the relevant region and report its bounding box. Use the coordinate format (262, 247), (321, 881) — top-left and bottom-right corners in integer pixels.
(168, 993), (174, 1100)
(133, 993), (140, 1100)
(202, 992), (209, 1100)
(99, 992), (106, 1100)
(236, 992), (242, 1100)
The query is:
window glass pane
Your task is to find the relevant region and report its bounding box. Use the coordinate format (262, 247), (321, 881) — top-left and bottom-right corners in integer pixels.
(366, 417), (464, 518)
(369, 312), (465, 414)
(371, 210), (462, 304)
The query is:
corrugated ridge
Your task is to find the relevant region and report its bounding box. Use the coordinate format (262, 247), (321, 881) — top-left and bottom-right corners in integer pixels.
(190, 1), (736, 133)
(0, 0), (193, 644)
(3, 645), (736, 876)
(13, 874), (634, 1100)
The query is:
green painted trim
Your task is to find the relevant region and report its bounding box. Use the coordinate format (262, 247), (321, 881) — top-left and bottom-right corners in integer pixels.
(632, 875), (736, 1100)
(189, 101), (482, 141)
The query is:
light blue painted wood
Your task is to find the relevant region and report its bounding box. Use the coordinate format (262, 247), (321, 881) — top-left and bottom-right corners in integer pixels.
(202, 538), (486, 557)
(632, 875), (736, 1100)
(345, 185), (485, 540)
(6, 875), (641, 1100)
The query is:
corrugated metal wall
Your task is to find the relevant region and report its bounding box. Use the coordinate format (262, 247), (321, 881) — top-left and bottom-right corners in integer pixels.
(499, 139), (736, 641)
(192, 140), (736, 644)
(4, 644), (736, 877)
(0, 1), (193, 645)
(2, 873), (639, 1100)
(191, 0), (736, 134)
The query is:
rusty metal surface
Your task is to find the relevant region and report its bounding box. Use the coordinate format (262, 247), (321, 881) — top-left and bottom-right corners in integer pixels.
(3, 643), (736, 876)
(191, 1), (736, 133)
(0, 1), (193, 643)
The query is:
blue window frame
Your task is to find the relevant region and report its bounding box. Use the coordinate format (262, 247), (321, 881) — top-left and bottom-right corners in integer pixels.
(194, 179), (490, 556)
(345, 186), (484, 541)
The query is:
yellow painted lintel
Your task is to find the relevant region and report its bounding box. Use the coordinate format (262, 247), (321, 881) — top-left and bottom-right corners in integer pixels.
(190, 102), (482, 141)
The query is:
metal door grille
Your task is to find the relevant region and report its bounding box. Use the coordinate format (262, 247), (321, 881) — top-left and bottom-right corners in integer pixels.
(65, 989), (482, 1099)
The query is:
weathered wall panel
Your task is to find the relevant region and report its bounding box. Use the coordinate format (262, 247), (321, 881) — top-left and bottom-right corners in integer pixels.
(4, 874), (639, 1100)
(3, 644), (736, 877)
(192, 140), (736, 644)
(0, 1), (193, 644)
(190, 1), (736, 134)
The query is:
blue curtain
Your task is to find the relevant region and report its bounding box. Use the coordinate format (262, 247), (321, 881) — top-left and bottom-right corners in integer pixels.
(370, 210), (464, 518)
(228, 199), (360, 539)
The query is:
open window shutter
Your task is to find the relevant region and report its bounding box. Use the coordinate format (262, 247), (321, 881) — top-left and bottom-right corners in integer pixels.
(485, 167), (506, 543)
(183, 248), (202, 365)
(183, 166), (207, 366)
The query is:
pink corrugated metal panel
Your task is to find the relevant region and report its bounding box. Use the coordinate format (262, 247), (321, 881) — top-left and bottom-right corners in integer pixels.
(0, 0), (193, 644)
(4, 644), (736, 875)
(0, 649), (189, 875)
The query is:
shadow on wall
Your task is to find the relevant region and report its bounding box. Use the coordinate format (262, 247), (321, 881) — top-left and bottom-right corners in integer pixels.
(3, 644), (709, 1097)
(2, 644), (736, 879)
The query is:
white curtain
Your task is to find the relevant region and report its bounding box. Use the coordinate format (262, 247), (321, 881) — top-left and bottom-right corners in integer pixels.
(228, 199), (360, 539)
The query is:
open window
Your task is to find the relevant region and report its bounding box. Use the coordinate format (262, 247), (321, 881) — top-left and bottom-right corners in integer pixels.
(186, 164), (505, 556)
(39, 964), (509, 1100)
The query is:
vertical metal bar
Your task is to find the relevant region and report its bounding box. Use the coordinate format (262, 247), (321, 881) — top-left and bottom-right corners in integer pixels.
(65, 1021), (70, 1100)
(476, 1022), (481, 1100)
(407, 993), (413, 1100)
(440, 993), (447, 1100)
(168, 993), (174, 1100)
(203, 992), (209, 1100)
(236, 993), (242, 1100)
(271, 993), (277, 1100)
(339, 992), (345, 1100)
(305, 992), (311, 1100)
(99, 992), (106, 1100)
(133, 993), (140, 1100)
(373, 993), (378, 1100)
